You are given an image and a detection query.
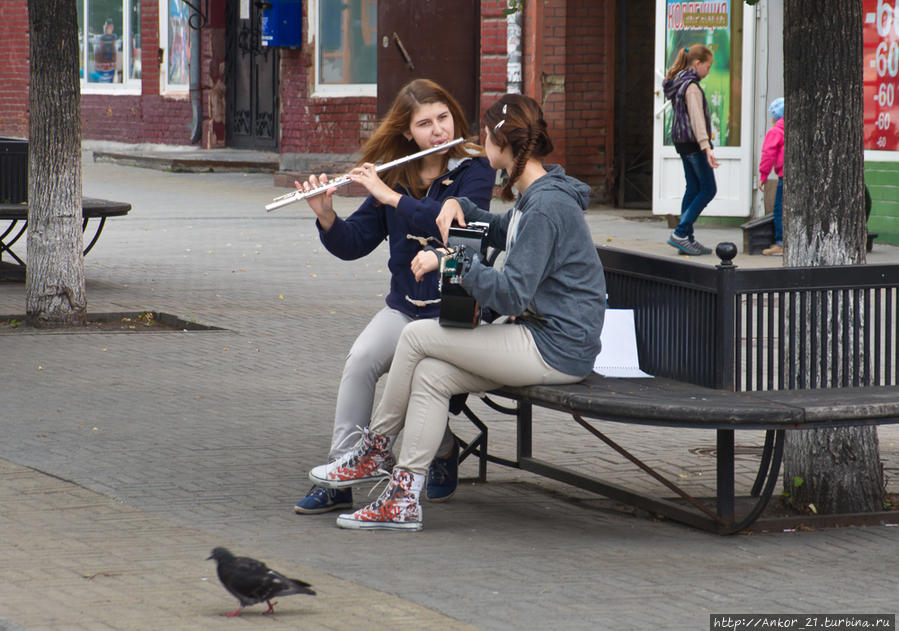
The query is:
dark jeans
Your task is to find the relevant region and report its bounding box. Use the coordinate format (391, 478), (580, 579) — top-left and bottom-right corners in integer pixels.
(772, 177), (783, 244)
(675, 150), (717, 239)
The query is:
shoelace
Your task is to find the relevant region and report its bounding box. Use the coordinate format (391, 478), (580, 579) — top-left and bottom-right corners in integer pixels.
(332, 426), (367, 457)
(366, 471), (396, 498)
(429, 459), (449, 484)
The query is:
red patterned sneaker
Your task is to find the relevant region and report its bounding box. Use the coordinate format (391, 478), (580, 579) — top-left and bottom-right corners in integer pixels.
(336, 469), (424, 531)
(308, 428), (395, 488)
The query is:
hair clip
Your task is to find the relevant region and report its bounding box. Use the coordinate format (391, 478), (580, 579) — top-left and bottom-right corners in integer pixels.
(493, 104), (508, 131)
(685, 46), (690, 53)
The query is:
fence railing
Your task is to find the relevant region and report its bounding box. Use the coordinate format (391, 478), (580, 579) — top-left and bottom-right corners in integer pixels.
(597, 244), (899, 392)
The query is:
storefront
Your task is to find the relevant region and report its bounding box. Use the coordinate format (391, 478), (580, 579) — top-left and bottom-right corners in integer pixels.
(864, 0), (899, 244)
(652, 0), (898, 245)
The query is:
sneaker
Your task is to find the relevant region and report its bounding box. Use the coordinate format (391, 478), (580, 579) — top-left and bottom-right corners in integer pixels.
(762, 243), (783, 256)
(667, 232), (711, 256)
(294, 485), (353, 514)
(308, 427), (395, 488)
(336, 469), (424, 531)
(426, 436), (459, 502)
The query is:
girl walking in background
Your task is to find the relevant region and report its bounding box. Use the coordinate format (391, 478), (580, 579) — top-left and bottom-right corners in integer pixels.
(662, 44), (719, 256)
(759, 97), (785, 256)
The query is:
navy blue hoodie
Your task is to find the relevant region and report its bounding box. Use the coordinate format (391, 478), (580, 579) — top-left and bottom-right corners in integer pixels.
(317, 155), (495, 319)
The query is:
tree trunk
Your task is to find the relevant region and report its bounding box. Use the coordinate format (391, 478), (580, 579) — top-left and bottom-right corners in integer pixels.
(782, 0), (884, 514)
(26, 0), (86, 327)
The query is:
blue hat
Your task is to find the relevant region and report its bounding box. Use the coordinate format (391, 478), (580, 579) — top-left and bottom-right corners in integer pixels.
(769, 97), (784, 121)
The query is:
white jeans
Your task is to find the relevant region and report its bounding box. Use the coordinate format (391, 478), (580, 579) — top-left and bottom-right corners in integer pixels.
(329, 307), (453, 461)
(370, 319), (581, 474)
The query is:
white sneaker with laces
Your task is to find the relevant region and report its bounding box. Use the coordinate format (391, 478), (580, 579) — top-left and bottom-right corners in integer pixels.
(308, 427), (395, 488)
(336, 468), (424, 531)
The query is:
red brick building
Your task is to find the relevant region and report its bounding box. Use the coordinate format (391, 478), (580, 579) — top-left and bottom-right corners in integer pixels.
(0, 1), (655, 204)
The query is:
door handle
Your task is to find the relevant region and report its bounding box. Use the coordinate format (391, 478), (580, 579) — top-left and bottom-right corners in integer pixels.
(392, 32), (415, 71)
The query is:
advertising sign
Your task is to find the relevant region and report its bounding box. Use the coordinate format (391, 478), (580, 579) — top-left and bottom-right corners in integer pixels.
(864, 0), (899, 152)
(664, 1), (735, 146)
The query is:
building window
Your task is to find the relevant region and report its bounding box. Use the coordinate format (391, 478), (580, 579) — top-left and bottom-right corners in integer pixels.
(78, 0), (142, 94)
(159, 0), (191, 94)
(314, 0), (377, 97)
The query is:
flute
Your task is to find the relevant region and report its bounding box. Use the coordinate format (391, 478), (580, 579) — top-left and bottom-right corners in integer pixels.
(266, 137), (466, 211)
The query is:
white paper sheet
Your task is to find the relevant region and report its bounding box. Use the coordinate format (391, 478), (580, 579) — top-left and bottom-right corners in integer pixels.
(593, 309), (653, 378)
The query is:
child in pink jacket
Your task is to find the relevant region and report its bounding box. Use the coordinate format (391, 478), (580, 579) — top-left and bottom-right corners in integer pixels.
(759, 97), (784, 255)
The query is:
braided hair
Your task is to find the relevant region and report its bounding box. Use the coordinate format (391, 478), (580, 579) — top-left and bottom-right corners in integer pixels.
(482, 94), (554, 201)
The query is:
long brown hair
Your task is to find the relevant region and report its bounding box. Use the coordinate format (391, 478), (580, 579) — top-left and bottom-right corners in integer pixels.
(665, 44), (713, 80)
(482, 94), (553, 202)
(358, 78), (481, 199)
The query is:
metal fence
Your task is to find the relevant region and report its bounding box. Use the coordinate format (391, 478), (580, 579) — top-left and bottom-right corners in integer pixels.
(598, 245), (899, 392)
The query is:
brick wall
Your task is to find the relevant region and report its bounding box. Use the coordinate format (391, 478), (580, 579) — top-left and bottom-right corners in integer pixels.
(0, 3), (31, 138)
(541, 0), (567, 165)
(619, 0), (655, 207)
(0, 0), (198, 145)
(480, 0), (508, 121)
(279, 1), (508, 178)
(279, 48), (378, 155)
(80, 0), (195, 144)
(564, 1), (616, 198)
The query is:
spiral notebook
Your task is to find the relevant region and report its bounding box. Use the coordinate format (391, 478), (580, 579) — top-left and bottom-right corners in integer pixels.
(593, 309), (653, 378)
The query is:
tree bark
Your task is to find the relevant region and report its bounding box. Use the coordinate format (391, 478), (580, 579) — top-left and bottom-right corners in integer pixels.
(782, 0), (884, 513)
(26, 0), (86, 327)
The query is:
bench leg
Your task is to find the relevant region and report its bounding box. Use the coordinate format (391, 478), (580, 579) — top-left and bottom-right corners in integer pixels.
(82, 216), (107, 255)
(454, 396), (523, 481)
(517, 401), (532, 461)
(716, 429), (736, 529)
(457, 403), (489, 482)
(0, 220), (27, 266)
(751, 430), (776, 497)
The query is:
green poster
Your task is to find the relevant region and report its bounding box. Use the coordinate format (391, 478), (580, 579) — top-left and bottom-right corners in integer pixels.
(663, 1), (736, 147)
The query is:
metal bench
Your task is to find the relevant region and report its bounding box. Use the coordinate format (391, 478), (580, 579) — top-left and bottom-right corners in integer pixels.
(0, 197), (130, 279)
(456, 243), (899, 534)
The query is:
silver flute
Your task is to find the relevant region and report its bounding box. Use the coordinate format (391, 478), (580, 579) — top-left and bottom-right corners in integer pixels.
(265, 137), (466, 211)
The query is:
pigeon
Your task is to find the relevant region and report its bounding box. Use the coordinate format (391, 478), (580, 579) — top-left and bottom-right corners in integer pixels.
(207, 547), (315, 617)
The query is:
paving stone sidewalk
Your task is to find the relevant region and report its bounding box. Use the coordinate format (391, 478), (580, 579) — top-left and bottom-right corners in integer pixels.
(0, 459), (480, 631)
(1, 154), (898, 631)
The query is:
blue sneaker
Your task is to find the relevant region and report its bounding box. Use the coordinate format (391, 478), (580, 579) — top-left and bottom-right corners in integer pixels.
(294, 485), (353, 514)
(426, 436), (459, 502)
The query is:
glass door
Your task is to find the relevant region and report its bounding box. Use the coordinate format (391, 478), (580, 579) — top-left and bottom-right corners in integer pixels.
(652, 0), (756, 218)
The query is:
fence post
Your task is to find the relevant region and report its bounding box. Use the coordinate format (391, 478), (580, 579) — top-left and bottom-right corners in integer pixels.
(715, 243), (737, 391)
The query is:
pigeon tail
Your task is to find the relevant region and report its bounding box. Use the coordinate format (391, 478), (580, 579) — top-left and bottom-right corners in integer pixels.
(280, 577), (316, 597)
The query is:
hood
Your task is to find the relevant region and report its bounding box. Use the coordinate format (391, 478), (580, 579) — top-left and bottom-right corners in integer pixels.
(662, 68), (700, 101)
(523, 164), (591, 210)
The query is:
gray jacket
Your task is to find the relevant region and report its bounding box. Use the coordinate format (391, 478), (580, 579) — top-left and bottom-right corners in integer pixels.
(455, 165), (606, 376)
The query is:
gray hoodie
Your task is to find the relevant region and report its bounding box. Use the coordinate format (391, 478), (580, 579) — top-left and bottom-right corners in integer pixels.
(455, 165), (606, 377)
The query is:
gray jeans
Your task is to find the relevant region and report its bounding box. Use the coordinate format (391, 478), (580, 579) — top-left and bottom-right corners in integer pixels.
(329, 307), (453, 461)
(370, 319), (581, 474)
